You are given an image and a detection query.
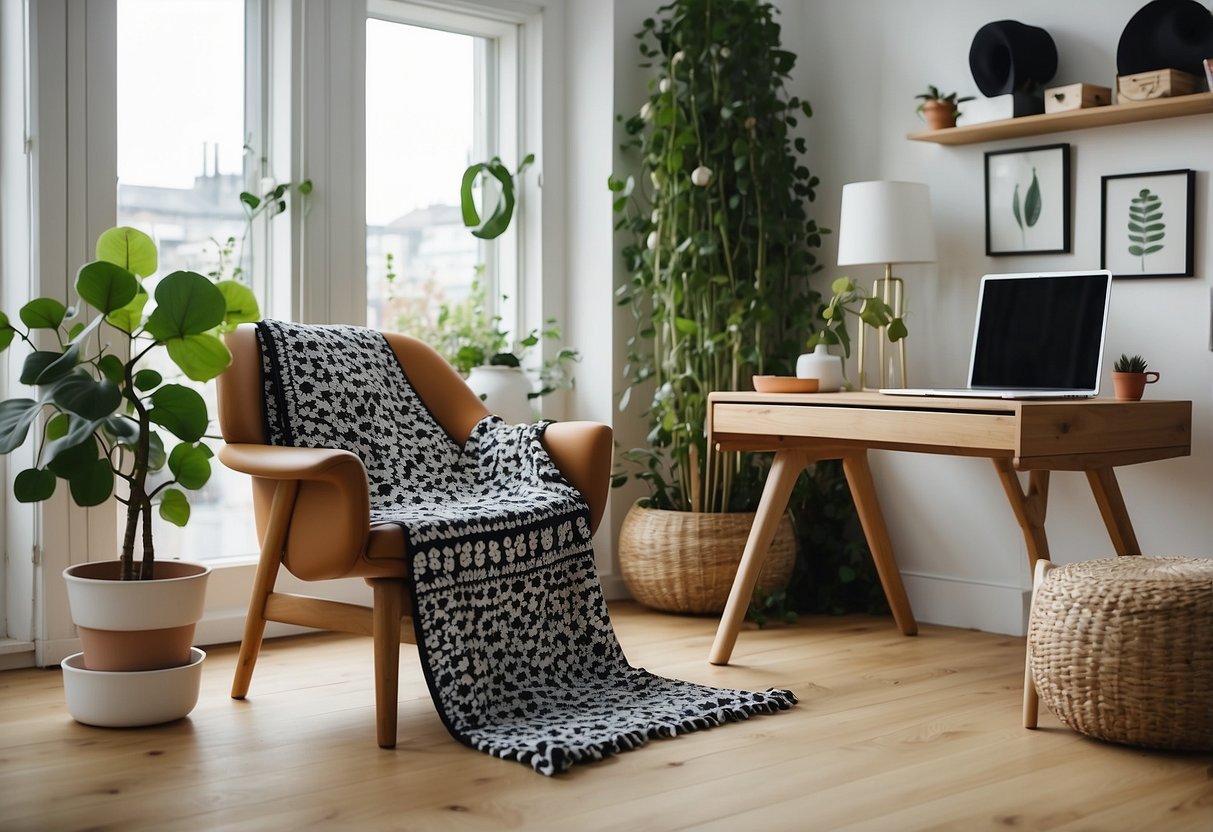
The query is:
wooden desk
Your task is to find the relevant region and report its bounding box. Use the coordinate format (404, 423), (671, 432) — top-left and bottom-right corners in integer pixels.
(706, 392), (1192, 665)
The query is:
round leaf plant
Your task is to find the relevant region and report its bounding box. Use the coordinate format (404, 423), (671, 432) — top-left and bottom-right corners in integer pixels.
(0, 226), (258, 580)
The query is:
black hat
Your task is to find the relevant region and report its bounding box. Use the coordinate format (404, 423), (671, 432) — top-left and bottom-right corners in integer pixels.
(969, 20), (1058, 96)
(1117, 0), (1213, 77)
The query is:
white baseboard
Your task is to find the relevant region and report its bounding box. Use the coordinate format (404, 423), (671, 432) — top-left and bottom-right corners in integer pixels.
(901, 571), (1031, 637)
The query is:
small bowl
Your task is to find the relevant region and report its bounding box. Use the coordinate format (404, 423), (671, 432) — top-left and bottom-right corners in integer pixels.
(752, 375), (819, 393)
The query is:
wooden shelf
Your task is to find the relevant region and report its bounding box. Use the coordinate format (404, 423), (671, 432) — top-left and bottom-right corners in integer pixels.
(906, 92), (1213, 145)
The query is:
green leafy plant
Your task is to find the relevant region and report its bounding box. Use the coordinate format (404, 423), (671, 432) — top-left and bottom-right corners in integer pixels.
(1128, 188), (1165, 271)
(460, 155), (535, 240)
(1012, 168), (1042, 248)
(807, 276), (907, 360)
(914, 85), (975, 118)
(0, 227), (257, 580)
(211, 178), (312, 282)
(1114, 353), (1148, 373)
(611, 0), (826, 513)
(410, 272), (579, 400)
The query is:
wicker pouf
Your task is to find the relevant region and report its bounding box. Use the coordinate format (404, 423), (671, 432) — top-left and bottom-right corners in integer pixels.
(1027, 556), (1213, 751)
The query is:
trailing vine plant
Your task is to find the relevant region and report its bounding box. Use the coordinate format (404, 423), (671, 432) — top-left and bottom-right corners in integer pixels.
(610, 0), (825, 514)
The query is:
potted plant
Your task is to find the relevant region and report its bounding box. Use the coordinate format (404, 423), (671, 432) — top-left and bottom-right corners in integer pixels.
(915, 85), (975, 130)
(800, 276), (907, 391)
(1111, 353), (1159, 401)
(429, 152), (578, 422)
(609, 0), (827, 613)
(0, 226), (257, 726)
(415, 272), (579, 423)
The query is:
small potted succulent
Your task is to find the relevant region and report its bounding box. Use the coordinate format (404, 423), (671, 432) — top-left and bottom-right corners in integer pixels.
(1111, 353), (1159, 401)
(915, 85), (975, 130)
(0, 226), (257, 726)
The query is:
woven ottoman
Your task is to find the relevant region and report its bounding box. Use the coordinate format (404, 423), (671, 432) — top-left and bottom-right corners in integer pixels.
(1023, 556), (1213, 751)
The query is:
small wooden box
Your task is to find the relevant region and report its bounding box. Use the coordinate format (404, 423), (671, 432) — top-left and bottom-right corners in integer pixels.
(1116, 68), (1201, 104)
(1045, 83), (1112, 113)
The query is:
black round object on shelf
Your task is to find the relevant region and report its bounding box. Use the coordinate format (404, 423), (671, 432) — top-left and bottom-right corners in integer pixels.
(1117, 0), (1213, 77)
(969, 20), (1059, 96)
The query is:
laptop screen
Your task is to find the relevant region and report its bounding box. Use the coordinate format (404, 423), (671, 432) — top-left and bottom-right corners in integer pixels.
(968, 271), (1111, 390)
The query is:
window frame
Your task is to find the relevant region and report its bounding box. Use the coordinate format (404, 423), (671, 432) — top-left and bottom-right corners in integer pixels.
(5, 0), (556, 667)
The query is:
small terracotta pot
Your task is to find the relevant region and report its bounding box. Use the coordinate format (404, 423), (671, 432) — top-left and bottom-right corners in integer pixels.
(1112, 370), (1160, 401)
(921, 100), (959, 130)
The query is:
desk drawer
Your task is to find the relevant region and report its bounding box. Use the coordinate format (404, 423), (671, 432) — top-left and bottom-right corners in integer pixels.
(711, 403), (1019, 453)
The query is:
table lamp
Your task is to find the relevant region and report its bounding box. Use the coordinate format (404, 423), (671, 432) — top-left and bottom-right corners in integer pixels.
(836, 181), (936, 389)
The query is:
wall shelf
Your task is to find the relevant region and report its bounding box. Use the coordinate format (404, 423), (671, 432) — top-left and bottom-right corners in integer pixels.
(906, 92), (1213, 145)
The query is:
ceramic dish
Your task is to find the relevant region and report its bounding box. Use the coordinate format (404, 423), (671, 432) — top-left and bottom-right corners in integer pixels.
(752, 375), (819, 393)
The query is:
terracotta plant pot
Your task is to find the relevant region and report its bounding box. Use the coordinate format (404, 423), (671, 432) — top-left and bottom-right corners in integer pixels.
(920, 99), (959, 130)
(1112, 370), (1160, 401)
(63, 560), (211, 671)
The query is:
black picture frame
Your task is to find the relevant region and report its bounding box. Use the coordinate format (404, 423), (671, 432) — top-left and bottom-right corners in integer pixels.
(983, 143), (1071, 256)
(1101, 169), (1196, 279)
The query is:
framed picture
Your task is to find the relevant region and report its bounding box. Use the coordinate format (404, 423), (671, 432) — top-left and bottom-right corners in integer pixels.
(984, 143), (1071, 256)
(1101, 169), (1196, 279)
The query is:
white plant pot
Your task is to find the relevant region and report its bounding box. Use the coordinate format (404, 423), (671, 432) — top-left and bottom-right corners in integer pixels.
(63, 560), (211, 672)
(796, 344), (845, 392)
(61, 647), (206, 727)
(63, 560), (211, 632)
(465, 365), (534, 423)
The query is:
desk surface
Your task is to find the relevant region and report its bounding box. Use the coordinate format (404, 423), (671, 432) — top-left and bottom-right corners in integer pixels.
(707, 392), (1192, 471)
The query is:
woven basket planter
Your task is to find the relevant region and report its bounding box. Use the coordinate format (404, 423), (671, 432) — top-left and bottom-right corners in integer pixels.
(1028, 556), (1213, 751)
(618, 502), (796, 614)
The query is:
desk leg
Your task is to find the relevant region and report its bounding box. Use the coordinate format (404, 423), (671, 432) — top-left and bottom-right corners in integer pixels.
(842, 450), (918, 636)
(993, 459), (1051, 571)
(709, 450), (808, 666)
(1086, 467), (1142, 556)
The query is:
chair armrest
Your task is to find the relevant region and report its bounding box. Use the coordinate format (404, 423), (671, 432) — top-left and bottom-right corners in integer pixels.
(542, 422), (613, 534)
(217, 443), (365, 480)
(218, 443), (371, 580)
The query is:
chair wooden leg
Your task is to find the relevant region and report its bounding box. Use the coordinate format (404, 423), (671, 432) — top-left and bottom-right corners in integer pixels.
(371, 578), (405, 749)
(232, 480), (299, 700)
(1023, 558), (1055, 729)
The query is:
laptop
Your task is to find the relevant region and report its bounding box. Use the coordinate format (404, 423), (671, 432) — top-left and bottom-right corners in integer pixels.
(882, 270), (1112, 400)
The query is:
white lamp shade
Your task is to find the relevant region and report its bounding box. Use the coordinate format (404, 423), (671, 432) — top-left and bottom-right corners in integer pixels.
(836, 181), (937, 266)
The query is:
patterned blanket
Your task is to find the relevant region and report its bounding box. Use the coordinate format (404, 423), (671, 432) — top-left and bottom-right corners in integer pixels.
(256, 320), (796, 775)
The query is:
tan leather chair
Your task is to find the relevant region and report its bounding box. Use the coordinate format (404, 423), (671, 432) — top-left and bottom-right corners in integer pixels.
(216, 323), (612, 748)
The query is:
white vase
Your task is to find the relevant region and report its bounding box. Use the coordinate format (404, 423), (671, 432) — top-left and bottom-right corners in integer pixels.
(465, 365), (534, 423)
(796, 344), (845, 392)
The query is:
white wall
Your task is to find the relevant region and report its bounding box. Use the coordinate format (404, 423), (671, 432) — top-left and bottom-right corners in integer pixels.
(592, 0), (1212, 635)
(789, 0), (1212, 633)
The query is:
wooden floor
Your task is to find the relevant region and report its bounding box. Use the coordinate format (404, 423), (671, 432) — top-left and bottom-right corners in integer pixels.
(2, 603), (1210, 831)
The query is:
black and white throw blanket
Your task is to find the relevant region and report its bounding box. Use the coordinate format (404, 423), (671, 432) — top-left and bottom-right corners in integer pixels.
(256, 320), (796, 775)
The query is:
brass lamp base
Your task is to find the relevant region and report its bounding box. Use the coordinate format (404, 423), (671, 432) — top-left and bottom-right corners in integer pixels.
(856, 264), (907, 390)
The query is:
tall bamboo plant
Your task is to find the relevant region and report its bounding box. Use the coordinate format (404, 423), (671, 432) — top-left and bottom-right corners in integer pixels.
(611, 0), (825, 513)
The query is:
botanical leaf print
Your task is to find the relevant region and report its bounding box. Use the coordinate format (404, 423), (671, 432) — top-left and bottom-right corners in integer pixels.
(1024, 168), (1042, 227)
(1127, 188), (1165, 271)
(1012, 183), (1023, 236)
(1010, 167), (1042, 248)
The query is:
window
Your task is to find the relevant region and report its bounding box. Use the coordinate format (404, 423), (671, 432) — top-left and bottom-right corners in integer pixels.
(365, 1), (522, 343)
(115, 0), (257, 565)
(10, 0), (550, 663)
